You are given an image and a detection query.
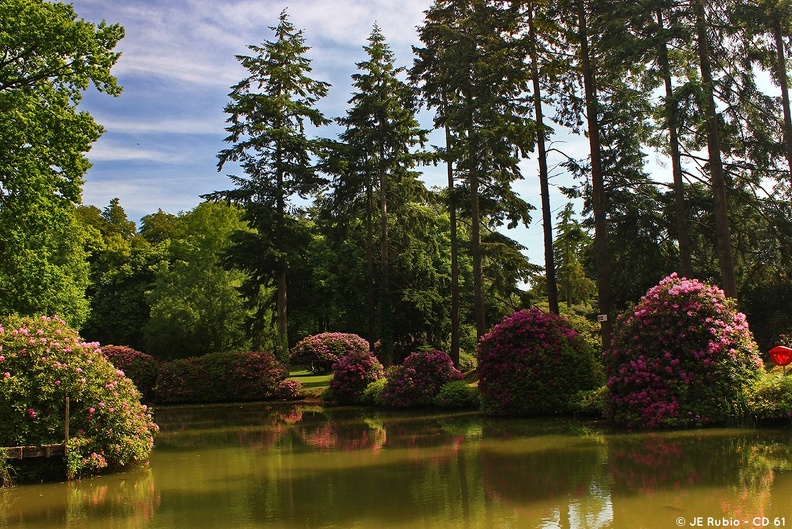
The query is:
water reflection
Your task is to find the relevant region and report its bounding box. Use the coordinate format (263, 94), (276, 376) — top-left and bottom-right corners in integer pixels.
(1, 402), (790, 529)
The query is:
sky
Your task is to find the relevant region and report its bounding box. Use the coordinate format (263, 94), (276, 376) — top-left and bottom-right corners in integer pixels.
(68, 0), (589, 267)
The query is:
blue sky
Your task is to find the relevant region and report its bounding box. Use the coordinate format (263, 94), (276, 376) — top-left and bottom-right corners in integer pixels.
(69, 0), (588, 267)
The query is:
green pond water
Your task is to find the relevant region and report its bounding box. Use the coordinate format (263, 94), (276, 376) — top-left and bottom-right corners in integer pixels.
(1, 402), (791, 529)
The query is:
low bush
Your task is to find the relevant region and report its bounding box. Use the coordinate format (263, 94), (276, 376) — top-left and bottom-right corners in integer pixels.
(477, 307), (601, 417)
(0, 315), (158, 481)
(155, 351), (288, 404)
(274, 379), (303, 400)
(435, 381), (479, 409)
(361, 378), (387, 407)
(327, 350), (385, 405)
(379, 350), (463, 408)
(101, 345), (158, 402)
(606, 274), (764, 429)
(571, 386), (608, 417)
(290, 332), (370, 375)
(745, 370), (792, 425)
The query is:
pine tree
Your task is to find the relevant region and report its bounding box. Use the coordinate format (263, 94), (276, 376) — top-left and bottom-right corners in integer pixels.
(413, 0), (534, 340)
(208, 10), (330, 361)
(334, 25), (430, 365)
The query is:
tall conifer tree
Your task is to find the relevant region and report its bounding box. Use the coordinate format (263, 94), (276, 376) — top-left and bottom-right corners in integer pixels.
(209, 10), (330, 360)
(334, 25), (430, 364)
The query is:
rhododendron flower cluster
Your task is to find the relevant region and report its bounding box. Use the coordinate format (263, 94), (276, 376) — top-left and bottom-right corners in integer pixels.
(0, 315), (158, 479)
(379, 350), (463, 408)
(290, 332), (370, 374)
(606, 274), (763, 429)
(477, 307), (601, 417)
(327, 350), (385, 405)
(101, 345), (158, 402)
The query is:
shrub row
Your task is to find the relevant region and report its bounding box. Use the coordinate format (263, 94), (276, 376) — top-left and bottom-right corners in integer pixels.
(98, 346), (297, 405)
(154, 351), (293, 404)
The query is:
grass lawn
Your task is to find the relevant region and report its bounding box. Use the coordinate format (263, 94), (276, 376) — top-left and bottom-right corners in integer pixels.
(288, 368), (332, 398)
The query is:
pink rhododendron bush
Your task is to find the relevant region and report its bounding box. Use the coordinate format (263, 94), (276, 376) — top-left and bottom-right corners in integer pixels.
(290, 332), (370, 374)
(477, 307), (602, 417)
(379, 350), (463, 408)
(101, 345), (158, 402)
(154, 350), (288, 404)
(606, 274), (764, 429)
(0, 315), (158, 480)
(326, 350), (385, 405)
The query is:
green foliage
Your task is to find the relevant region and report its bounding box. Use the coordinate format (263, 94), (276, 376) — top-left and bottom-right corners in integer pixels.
(570, 386), (608, 417)
(0, 0), (123, 327)
(154, 351), (287, 404)
(435, 381), (479, 409)
(0, 315), (157, 480)
(77, 200), (159, 350)
(144, 203), (252, 358)
(290, 332), (371, 375)
(458, 350), (477, 372)
(745, 370), (792, 425)
(606, 274), (764, 429)
(477, 307), (601, 417)
(360, 378), (387, 407)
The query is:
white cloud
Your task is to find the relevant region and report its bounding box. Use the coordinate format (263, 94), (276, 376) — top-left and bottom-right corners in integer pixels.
(87, 142), (174, 163)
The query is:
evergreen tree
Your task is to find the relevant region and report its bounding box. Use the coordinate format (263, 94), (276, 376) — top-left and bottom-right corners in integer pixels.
(334, 25), (431, 364)
(207, 10), (330, 361)
(413, 0), (535, 340)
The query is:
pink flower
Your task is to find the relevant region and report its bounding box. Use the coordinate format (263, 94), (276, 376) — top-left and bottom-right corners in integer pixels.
(3, 372), (9, 378)
(27, 408), (36, 419)
(88, 407), (96, 414)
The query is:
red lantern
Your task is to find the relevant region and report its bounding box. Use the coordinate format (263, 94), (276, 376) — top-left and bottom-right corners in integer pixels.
(769, 345), (792, 367)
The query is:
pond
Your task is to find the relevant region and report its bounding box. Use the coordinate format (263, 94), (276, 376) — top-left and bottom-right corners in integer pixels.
(1, 402), (791, 529)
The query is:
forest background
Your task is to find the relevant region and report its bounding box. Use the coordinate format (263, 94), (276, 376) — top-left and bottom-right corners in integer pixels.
(2, 0), (791, 368)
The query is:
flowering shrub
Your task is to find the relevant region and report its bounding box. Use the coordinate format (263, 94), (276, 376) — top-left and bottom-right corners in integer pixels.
(101, 345), (158, 402)
(290, 332), (370, 374)
(606, 274), (764, 429)
(477, 307), (601, 416)
(0, 315), (158, 480)
(326, 350), (385, 405)
(379, 350), (463, 408)
(274, 379), (303, 400)
(155, 351), (288, 404)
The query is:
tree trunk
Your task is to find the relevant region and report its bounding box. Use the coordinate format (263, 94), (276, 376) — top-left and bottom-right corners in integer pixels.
(444, 97), (461, 367)
(366, 180), (375, 348)
(466, 92), (486, 338)
(656, 8), (694, 278)
(773, 18), (792, 177)
(276, 147), (289, 362)
(379, 146), (393, 365)
(694, 0), (737, 298)
(527, 1), (559, 315)
(576, 0), (612, 348)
